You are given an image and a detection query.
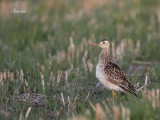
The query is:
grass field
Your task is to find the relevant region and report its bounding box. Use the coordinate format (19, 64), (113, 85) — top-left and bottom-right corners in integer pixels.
(0, 0), (160, 119)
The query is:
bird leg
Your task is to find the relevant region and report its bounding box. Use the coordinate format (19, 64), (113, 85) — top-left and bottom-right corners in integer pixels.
(112, 90), (117, 98)
(89, 82), (101, 97)
(95, 82), (101, 88)
(92, 82), (101, 93)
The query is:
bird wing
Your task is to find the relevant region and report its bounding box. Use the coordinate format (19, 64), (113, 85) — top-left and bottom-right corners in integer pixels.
(104, 62), (137, 96)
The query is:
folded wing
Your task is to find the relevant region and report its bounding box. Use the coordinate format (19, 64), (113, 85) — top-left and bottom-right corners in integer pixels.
(104, 62), (137, 96)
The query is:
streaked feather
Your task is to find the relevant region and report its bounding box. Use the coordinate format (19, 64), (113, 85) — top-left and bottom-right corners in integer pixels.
(104, 62), (137, 96)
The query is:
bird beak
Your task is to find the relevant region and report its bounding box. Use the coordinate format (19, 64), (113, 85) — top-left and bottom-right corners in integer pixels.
(90, 43), (100, 46)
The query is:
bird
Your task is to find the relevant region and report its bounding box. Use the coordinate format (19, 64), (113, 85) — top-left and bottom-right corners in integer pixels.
(90, 39), (137, 98)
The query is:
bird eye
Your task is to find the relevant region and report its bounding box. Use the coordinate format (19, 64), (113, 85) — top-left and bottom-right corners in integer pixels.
(103, 42), (105, 44)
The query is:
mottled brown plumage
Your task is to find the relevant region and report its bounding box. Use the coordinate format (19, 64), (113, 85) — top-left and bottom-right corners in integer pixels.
(90, 39), (137, 97)
(104, 62), (137, 96)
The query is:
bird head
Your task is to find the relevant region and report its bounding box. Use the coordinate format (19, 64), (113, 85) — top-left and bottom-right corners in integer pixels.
(90, 39), (110, 49)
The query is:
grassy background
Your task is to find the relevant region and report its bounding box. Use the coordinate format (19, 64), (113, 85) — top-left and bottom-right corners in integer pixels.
(0, 0), (160, 119)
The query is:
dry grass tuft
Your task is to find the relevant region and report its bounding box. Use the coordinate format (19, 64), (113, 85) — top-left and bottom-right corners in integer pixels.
(17, 93), (47, 106)
(142, 89), (160, 108)
(113, 106), (120, 120)
(113, 39), (141, 61)
(121, 106), (130, 120)
(95, 103), (105, 120)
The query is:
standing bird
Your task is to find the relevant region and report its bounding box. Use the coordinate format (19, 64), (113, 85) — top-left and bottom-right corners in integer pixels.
(90, 39), (137, 98)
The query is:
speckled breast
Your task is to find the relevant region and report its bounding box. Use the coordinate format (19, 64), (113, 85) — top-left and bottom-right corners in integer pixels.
(96, 64), (107, 84)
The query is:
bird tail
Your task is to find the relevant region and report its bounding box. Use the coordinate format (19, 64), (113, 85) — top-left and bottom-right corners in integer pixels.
(120, 84), (138, 97)
(132, 91), (138, 97)
(129, 84), (138, 97)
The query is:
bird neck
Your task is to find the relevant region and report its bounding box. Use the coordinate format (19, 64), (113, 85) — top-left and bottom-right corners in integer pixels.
(99, 48), (112, 64)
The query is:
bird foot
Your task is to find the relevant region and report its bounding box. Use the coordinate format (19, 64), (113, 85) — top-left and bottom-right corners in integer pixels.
(112, 90), (117, 99)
